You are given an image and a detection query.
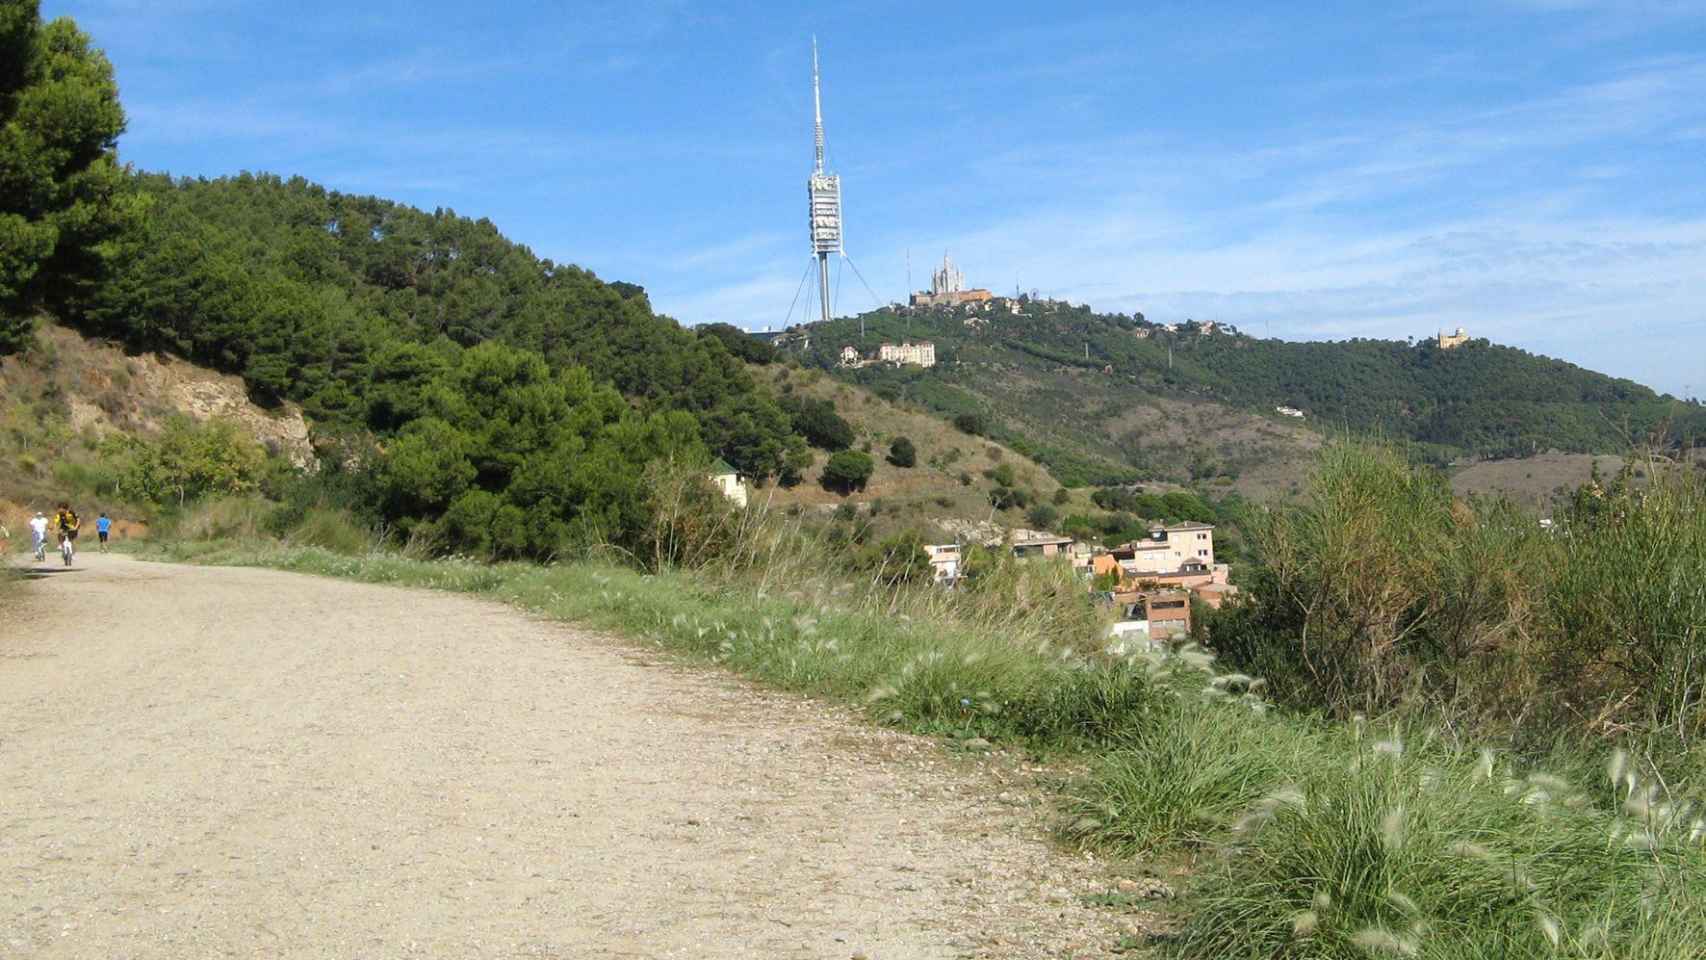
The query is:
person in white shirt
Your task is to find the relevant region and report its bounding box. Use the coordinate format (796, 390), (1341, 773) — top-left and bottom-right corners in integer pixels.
(28, 512), (49, 561)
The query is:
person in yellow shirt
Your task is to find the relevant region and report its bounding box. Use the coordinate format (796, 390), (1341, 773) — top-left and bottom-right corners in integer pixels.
(52, 503), (79, 562)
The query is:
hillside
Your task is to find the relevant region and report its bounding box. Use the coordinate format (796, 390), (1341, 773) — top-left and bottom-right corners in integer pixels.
(748, 363), (1064, 515)
(783, 302), (1705, 490)
(0, 322), (312, 537)
(47, 172), (814, 486)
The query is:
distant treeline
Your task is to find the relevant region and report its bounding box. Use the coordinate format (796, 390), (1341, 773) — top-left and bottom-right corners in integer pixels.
(801, 304), (1705, 464)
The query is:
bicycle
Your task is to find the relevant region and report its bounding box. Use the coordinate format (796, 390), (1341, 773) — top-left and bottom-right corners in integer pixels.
(60, 533), (74, 567)
(34, 536), (47, 563)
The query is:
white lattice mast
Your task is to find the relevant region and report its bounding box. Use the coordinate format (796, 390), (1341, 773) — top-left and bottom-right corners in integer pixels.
(807, 37), (842, 327)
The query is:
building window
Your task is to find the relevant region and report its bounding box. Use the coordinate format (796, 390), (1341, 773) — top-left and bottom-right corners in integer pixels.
(1198, 549), (1209, 557)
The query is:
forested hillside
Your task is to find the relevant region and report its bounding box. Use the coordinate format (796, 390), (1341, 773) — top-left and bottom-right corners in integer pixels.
(58, 174), (806, 475)
(792, 303), (1705, 485)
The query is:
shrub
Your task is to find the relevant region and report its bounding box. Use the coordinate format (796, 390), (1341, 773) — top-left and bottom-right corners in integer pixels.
(287, 507), (373, 555)
(104, 417), (267, 506)
(858, 529), (933, 585)
(643, 458), (742, 570)
(1052, 487), (1071, 506)
(1026, 502), (1059, 530)
(822, 450), (874, 494)
(784, 395), (854, 451)
(953, 412), (987, 436)
(1213, 441), (1706, 749)
(988, 484), (1029, 511)
(887, 436), (916, 468)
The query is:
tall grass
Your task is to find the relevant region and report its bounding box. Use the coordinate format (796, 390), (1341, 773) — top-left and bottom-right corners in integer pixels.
(1168, 735), (1706, 959)
(1213, 443), (1706, 756)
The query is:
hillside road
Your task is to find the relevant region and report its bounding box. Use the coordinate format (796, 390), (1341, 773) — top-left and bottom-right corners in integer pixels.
(0, 553), (1112, 958)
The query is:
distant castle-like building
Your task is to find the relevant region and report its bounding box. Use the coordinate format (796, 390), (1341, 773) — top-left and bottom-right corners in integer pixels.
(909, 253), (993, 308)
(1437, 327), (1471, 349)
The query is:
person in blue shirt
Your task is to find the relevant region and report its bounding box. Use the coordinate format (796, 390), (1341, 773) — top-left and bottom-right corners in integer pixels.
(96, 512), (112, 552)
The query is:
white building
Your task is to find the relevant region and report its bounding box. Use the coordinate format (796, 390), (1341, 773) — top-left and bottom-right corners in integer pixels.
(838, 345), (861, 367)
(709, 459), (748, 508)
(877, 341), (936, 368)
(1119, 522), (1215, 575)
(924, 543), (961, 582)
(1275, 406), (1305, 418)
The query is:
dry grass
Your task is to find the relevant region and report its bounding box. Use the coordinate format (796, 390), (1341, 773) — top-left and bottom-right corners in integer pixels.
(751, 363), (1061, 515)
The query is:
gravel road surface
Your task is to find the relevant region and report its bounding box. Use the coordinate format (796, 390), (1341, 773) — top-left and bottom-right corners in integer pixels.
(1, 554), (1126, 958)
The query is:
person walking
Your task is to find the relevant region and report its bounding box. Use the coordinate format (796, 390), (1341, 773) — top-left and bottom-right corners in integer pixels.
(96, 512), (112, 552)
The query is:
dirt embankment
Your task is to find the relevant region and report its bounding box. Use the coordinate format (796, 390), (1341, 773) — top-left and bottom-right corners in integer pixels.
(6, 323), (314, 468)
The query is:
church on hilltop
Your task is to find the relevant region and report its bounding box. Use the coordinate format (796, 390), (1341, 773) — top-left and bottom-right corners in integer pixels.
(909, 253), (993, 308)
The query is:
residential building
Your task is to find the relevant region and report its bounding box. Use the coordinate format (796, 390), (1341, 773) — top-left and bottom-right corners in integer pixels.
(1091, 523), (1236, 607)
(1114, 522), (1215, 574)
(1108, 589), (1193, 642)
(1010, 531), (1075, 561)
(924, 543), (962, 582)
(709, 459), (748, 508)
(1139, 590), (1192, 637)
(838, 345), (861, 367)
(877, 341), (936, 368)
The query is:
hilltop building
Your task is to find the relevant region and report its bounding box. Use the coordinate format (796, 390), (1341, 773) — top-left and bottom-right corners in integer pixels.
(1437, 327), (1471, 349)
(909, 253), (994, 308)
(877, 341), (936, 367)
(838, 340), (937, 368)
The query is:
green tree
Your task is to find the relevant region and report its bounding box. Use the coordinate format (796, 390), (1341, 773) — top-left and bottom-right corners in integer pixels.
(887, 435), (916, 468)
(106, 417), (267, 505)
(0, 1), (129, 351)
(783, 395), (854, 451)
(1026, 502), (1059, 530)
(953, 412), (987, 436)
(821, 450), (874, 494)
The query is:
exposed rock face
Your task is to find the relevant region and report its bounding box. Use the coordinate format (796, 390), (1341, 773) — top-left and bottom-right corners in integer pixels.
(36, 324), (316, 469)
(133, 357), (315, 469)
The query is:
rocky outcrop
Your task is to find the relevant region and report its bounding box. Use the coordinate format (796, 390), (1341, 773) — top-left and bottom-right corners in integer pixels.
(36, 324), (316, 469)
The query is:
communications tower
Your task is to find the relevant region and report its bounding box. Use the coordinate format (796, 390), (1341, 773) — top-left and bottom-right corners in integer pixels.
(807, 38), (842, 326)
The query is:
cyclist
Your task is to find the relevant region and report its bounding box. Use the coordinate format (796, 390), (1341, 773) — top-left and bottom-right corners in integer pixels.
(29, 511), (49, 561)
(52, 503), (79, 564)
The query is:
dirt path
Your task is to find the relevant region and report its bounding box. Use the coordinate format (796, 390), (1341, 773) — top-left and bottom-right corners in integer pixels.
(1, 554), (1130, 958)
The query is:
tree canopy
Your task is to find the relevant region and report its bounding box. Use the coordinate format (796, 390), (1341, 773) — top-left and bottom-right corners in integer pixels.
(61, 171), (804, 481)
(0, 0), (129, 351)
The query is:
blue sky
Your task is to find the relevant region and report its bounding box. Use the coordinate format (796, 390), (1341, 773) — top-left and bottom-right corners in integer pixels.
(48, 0), (1706, 396)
